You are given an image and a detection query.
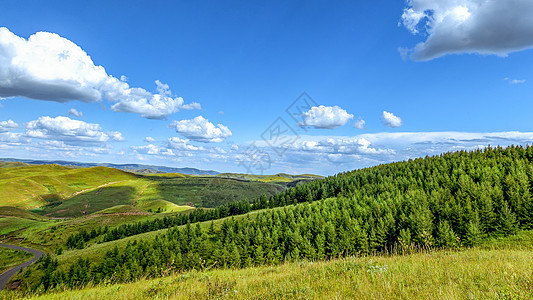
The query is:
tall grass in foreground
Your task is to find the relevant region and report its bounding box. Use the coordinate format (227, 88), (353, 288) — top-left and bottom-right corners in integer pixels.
(1, 245), (532, 300)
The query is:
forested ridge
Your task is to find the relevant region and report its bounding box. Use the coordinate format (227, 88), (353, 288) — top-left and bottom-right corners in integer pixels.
(31, 146), (533, 290)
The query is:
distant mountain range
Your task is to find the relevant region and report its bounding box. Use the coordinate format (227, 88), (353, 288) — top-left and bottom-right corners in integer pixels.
(0, 158), (220, 175)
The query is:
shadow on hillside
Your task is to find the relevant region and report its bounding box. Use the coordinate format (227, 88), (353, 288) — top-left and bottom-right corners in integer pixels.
(137, 175), (285, 208)
(40, 186), (137, 218)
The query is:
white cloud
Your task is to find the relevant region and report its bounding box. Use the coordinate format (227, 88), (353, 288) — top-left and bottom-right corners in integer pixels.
(382, 111), (402, 128)
(144, 136), (155, 143)
(400, 0), (533, 61)
(0, 132), (28, 145)
(36, 140), (109, 154)
(131, 144), (163, 155)
(68, 108), (83, 117)
(132, 137), (201, 157)
(0, 120), (18, 132)
(24, 116), (124, 144)
(505, 77), (526, 85)
(106, 131), (124, 141)
(242, 131), (533, 175)
(298, 105), (353, 129)
(0, 27), (199, 119)
(287, 136), (392, 156)
(170, 116), (232, 143)
(353, 119), (366, 129)
(182, 102), (202, 110)
(108, 80), (199, 119)
(167, 137), (202, 151)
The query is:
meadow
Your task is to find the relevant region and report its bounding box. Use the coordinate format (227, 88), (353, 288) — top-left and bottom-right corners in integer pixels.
(1, 231), (532, 299)
(0, 247), (33, 274)
(0, 163), (289, 218)
(3, 146), (533, 299)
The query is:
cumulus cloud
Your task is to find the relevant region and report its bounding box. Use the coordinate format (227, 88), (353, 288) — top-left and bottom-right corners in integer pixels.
(182, 102), (202, 110)
(167, 137), (202, 151)
(400, 0), (533, 61)
(131, 144), (168, 156)
(286, 136), (392, 156)
(382, 111), (402, 128)
(144, 137), (155, 143)
(353, 119), (366, 129)
(0, 27), (199, 119)
(0, 120), (18, 132)
(298, 105), (353, 129)
(132, 137), (202, 157)
(68, 108), (83, 117)
(243, 131), (533, 175)
(170, 116), (232, 143)
(24, 116), (124, 144)
(36, 140), (109, 154)
(0, 132), (28, 145)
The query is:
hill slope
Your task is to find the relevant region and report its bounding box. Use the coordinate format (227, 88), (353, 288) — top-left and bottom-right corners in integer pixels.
(4, 146), (533, 296)
(4, 232), (533, 299)
(0, 158), (219, 175)
(0, 165), (139, 210)
(0, 164), (287, 218)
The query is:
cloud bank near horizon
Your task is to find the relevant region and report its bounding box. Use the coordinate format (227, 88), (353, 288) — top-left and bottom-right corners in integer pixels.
(1, 127), (533, 175)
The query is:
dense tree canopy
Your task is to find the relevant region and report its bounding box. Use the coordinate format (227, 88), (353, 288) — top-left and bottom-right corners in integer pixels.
(39, 146), (533, 290)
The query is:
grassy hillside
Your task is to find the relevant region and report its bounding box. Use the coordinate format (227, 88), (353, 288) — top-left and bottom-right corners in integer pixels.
(5, 146), (533, 298)
(0, 246), (33, 274)
(0, 165), (139, 210)
(2, 232), (532, 299)
(7, 145), (533, 294)
(0, 206), (49, 221)
(135, 176), (285, 208)
(0, 164), (290, 218)
(216, 173), (324, 186)
(0, 205), (195, 253)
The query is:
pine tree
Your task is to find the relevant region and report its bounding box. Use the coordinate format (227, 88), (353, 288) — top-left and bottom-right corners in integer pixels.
(497, 202), (518, 236)
(436, 221), (458, 248)
(464, 219), (482, 246)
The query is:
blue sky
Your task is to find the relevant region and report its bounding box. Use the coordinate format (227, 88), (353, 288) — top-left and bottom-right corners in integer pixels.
(1, 0), (533, 175)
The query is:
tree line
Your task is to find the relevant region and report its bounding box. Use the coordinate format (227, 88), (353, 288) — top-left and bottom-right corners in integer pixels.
(37, 145), (533, 291)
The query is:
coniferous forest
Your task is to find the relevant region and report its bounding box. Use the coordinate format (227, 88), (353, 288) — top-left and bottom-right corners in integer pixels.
(30, 146), (533, 290)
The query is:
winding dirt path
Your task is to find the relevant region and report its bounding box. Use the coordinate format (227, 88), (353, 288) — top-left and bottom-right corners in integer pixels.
(0, 244), (45, 290)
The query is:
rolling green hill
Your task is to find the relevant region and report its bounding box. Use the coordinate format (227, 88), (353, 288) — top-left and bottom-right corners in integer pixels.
(0, 164), (292, 218)
(0, 164), (139, 210)
(0, 246), (33, 275)
(4, 146), (533, 298)
(5, 145), (533, 297)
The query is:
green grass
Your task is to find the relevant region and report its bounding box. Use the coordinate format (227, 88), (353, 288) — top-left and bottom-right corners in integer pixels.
(0, 165), (139, 210)
(137, 200), (193, 213)
(0, 164), (289, 218)
(0, 207), (48, 221)
(0, 162), (29, 169)
(3, 234), (532, 299)
(216, 173), (324, 184)
(0, 246), (33, 274)
(136, 176), (284, 208)
(0, 205), (191, 254)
